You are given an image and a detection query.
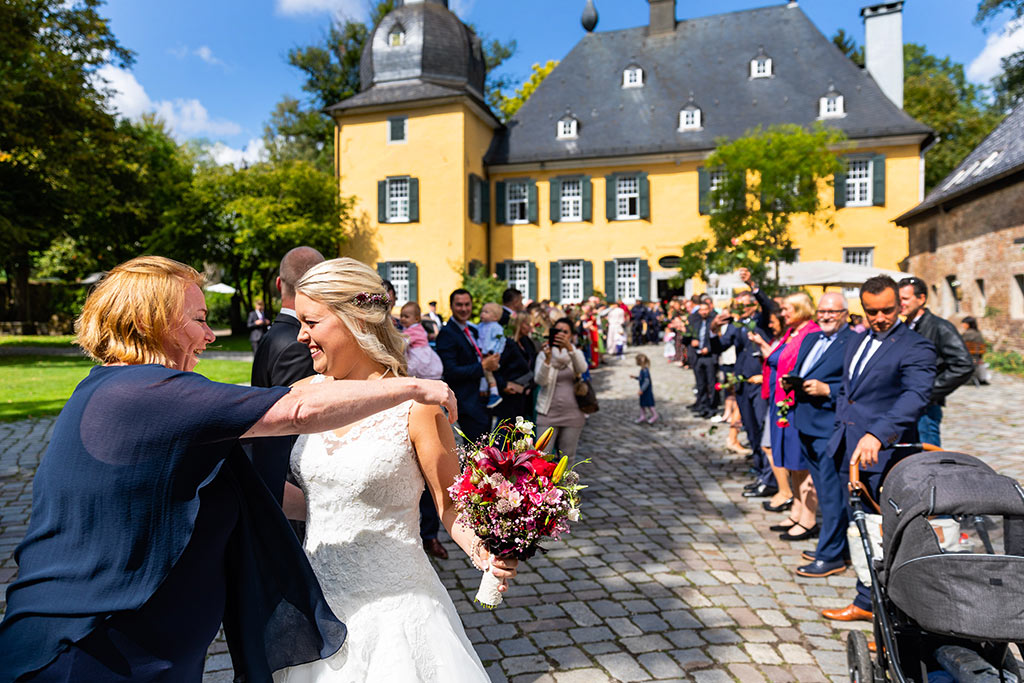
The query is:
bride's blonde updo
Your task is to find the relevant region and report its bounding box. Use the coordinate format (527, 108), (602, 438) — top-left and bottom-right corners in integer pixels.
(295, 257), (408, 377)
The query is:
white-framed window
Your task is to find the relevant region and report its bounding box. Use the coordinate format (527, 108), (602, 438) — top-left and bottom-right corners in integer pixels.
(750, 56), (773, 78)
(560, 179), (582, 221)
(508, 261), (530, 295)
(386, 177), (410, 222)
(557, 118), (578, 139)
(845, 158), (872, 206)
(819, 94), (845, 118)
(616, 175), (640, 219)
(709, 169), (727, 210)
(1011, 274), (1024, 320)
(616, 259), (640, 303)
(679, 108), (701, 130)
(622, 67), (643, 88)
(388, 28), (405, 47)
(389, 263), (410, 305)
(843, 247), (874, 268)
(387, 116), (407, 143)
(506, 181), (529, 223)
(560, 260), (585, 304)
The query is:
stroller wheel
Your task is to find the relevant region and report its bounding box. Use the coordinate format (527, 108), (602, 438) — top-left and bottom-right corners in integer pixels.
(847, 631), (874, 683)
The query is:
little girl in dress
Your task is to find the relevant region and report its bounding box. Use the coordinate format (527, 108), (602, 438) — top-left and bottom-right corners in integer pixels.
(632, 353), (658, 424)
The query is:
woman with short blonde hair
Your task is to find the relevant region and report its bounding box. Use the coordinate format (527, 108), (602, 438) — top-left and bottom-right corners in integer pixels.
(0, 255), (459, 681)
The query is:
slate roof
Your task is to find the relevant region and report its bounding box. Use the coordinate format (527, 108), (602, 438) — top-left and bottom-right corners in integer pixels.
(485, 2), (931, 166)
(327, 0), (487, 115)
(896, 102), (1024, 222)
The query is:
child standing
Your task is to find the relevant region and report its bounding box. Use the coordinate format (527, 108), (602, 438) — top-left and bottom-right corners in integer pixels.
(477, 302), (508, 409)
(633, 353), (658, 424)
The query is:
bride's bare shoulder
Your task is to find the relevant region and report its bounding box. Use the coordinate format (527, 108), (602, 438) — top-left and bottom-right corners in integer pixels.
(408, 402), (453, 443)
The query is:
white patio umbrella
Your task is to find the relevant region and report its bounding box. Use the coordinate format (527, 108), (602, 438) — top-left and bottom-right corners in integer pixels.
(204, 282), (236, 294)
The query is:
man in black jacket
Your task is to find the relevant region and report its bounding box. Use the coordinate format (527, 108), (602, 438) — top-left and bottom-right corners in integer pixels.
(898, 277), (974, 447)
(250, 246), (325, 538)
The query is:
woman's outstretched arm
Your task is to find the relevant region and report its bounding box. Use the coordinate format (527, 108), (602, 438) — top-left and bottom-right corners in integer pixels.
(243, 377), (457, 438)
(409, 403), (518, 588)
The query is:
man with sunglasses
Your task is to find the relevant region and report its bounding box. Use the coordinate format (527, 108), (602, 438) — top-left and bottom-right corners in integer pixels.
(897, 277), (974, 448)
(820, 275), (936, 623)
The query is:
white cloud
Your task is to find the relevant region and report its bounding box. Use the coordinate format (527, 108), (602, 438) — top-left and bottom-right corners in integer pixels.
(193, 45), (224, 67)
(206, 138), (267, 167)
(968, 18), (1024, 82)
(275, 0), (365, 18)
(449, 0), (475, 18)
(96, 64), (243, 141)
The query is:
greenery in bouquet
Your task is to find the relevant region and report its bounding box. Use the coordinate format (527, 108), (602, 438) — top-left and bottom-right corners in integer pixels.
(715, 372), (747, 392)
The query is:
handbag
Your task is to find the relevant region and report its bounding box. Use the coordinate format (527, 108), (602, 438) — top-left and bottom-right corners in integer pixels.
(573, 373), (599, 414)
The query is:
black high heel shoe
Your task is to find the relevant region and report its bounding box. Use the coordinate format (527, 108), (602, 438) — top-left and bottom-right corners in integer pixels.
(762, 497), (794, 512)
(779, 523), (820, 542)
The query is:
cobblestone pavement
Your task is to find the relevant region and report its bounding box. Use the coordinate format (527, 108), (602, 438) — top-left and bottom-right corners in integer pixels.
(1, 354), (1021, 682)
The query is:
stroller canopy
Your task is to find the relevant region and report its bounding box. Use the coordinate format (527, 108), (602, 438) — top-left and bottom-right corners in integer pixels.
(879, 451), (1024, 642)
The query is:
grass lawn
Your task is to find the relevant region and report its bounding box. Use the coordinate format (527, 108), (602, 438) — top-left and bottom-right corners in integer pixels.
(0, 355), (253, 422)
(0, 332), (254, 352)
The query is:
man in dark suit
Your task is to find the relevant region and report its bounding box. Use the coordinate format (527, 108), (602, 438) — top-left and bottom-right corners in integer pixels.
(711, 269), (774, 497)
(499, 287), (524, 328)
(898, 277), (974, 447)
(247, 300), (270, 352)
(436, 289), (499, 442)
(250, 246), (325, 539)
(689, 297), (718, 418)
(790, 292), (857, 578)
(821, 275), (936, 623)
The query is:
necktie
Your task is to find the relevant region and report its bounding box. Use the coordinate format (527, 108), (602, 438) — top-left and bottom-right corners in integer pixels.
(802, 335), (828, 374)
(850, 334), (877, 386)
(463, 325), (482, 359)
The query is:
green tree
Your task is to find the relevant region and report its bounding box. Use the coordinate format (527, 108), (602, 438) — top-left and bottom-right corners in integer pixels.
(150, 158), (348, 332)
(831, 28), (864, 67)
(459, 263), (507, 321)
(976, 0), (1024, 107)
(0, 0), (132, 320)
(677, 124), (845, 290)
(494, 60), (559, 122)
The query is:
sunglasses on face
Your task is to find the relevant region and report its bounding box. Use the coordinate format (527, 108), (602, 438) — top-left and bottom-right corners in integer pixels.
(863, 306), (898, 317)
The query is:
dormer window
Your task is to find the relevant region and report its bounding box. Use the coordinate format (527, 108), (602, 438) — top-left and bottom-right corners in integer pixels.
(678, 93), (702, 131)
(388, 28), (405, 47)
(750, 47), (773, 79)
(818, 84), (845, 118)
(622, 66), (643, 88)
(557, 116), (578, 140)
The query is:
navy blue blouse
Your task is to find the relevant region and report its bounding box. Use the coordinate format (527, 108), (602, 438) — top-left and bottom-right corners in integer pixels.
(0, 364), (346, 681)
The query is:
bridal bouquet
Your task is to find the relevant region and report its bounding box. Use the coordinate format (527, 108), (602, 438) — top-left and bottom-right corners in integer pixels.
(449, 417), (586, 607)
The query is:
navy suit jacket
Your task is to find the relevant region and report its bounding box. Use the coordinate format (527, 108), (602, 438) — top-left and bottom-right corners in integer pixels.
(791, 326), (857, 439)
(436, 319), (489, 440)
(825, 323), (937, 473)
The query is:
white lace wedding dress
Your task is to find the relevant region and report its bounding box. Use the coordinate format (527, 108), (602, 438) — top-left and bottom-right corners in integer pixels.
(274, 377), (489, 683)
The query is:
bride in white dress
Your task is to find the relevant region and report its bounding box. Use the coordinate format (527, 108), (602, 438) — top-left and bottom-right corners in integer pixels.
(274, 258), (517, 683)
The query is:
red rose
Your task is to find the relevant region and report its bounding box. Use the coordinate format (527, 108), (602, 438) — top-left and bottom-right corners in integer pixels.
(529, 457), (556, 478)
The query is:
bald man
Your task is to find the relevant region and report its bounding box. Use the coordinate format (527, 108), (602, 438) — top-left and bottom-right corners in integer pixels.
(250, 246), (325, 518)
(789, 292), (858, 578)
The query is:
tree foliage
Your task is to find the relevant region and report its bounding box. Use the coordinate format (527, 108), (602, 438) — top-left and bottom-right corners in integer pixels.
(494, 61), (559, 122)
(975, 0), (1024, 107)
(831, 28), (864, 67)
(677, 124), (845, 290)
(459, 264), (507, 321)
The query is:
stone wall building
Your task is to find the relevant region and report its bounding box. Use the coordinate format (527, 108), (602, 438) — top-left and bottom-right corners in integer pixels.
(896, 103), (1024, 353)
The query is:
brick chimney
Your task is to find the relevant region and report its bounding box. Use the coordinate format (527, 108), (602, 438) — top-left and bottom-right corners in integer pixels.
(649, 0), (676, 35)
(861, 2), (904, 108)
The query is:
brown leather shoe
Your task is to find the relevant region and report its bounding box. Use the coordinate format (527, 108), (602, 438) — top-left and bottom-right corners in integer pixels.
(822, 604), (873, 622)
(423, 538), (449, 560)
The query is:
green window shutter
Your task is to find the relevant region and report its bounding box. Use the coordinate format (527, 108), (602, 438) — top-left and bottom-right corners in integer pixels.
(605, 174), (617, 221)
(639, 259), (651, 302)
(639, 172), (650, 220)
(376, 262), (390, 280)
(407, 262), (418, 303)
(482, 180), (490, 224)
(468, 174), (479, 222)
(604, 260), (616, 300)
(528, 261), (538, 301)
(582, 176), (593, 222)
(834, 160), (847, 209)
(496, 260), (508, 282)
(697, 166), (710, 215)
(583, 260), (594, 298)
(550, 261), (562, 303)
(872, 154), (886, 206)
(528, 180), (538, 224)
(549, 177), (562, 223)
(378, 180), (388, 222)
(495, 181), (507, 224)
(409, 177), (420, 222)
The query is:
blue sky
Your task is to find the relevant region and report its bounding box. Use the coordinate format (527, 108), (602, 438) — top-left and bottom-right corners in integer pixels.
(97, 0), (1022, 164)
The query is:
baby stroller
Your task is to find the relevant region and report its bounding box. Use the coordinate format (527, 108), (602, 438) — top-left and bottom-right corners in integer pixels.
(846, 450), (1024, 683)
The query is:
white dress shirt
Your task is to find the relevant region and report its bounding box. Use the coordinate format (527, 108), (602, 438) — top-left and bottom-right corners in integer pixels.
(848, 320), (902, 380)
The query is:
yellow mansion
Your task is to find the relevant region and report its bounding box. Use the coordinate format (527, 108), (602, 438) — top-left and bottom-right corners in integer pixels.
(328, 0), (931, 311)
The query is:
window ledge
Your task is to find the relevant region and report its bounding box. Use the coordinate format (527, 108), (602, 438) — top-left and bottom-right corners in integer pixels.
(842, 201), (872, 208)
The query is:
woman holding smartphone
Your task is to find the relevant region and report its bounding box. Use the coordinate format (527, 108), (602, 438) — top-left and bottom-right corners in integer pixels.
(534, 317), (589, 465)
